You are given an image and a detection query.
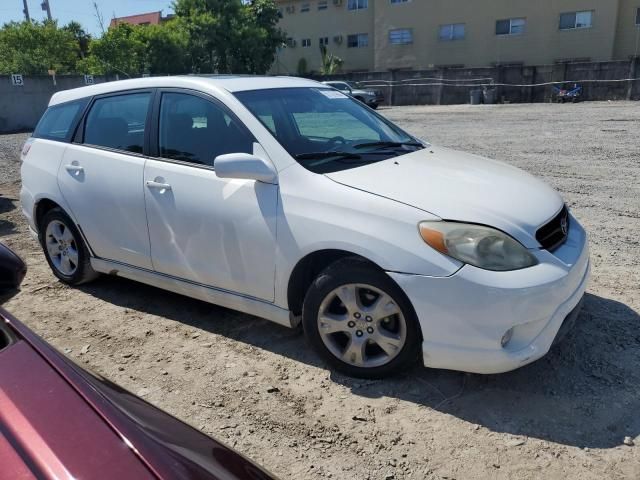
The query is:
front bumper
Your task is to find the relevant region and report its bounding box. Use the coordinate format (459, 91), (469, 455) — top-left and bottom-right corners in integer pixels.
(388, 214), (590, 374)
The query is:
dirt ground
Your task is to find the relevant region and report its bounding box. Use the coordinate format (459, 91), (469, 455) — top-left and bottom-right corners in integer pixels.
(1, 101), (639, 479)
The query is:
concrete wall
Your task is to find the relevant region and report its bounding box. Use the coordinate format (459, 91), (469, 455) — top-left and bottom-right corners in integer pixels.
(313, 59), (639, 106)
(0, 75), (108, 133)
(1, 62), (637, 133)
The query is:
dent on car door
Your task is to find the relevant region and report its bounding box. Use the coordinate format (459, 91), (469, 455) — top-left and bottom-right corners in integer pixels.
(143, 91), (278, 301)
(57, 91), (154, 269)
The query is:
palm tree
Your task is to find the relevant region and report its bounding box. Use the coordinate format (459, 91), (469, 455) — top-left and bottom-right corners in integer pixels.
(319, 44), (343, 75)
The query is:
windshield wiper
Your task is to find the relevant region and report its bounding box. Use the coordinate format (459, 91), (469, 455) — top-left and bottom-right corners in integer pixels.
(353, 141), (424, 150)
(294, 151), (362, 160)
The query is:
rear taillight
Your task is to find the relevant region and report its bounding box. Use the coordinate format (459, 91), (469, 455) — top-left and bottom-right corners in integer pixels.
(20, 138), (34, 160)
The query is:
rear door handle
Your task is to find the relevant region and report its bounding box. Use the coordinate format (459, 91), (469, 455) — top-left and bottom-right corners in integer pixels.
(64, 164), (84, 173)
(146, 180), (172, 191)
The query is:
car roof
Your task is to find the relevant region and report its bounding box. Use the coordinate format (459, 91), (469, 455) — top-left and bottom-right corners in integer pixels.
(49, 75), (323, 106)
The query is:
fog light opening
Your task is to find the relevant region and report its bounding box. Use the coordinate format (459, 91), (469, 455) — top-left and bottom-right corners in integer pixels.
(501, 328), (514, 348)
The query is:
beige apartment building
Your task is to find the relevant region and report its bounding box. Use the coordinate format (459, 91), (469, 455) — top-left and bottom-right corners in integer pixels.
(272, 0), (640, 74)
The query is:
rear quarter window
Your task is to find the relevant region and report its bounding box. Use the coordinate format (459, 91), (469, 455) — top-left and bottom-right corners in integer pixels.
(33, 99), (87, 142)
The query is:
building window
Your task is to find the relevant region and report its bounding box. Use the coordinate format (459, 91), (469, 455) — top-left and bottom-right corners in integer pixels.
(318, 0), (328, 10)
(439, 23), (465, 41)
(390, 0), (411, 3)
(286, 37), (296, 47)
(348, 0), (368, 11)
(347, 33), (369, 47)
(389, 29), (413, 45)
(636, 7), (640, 25)
(301, 38), (312, 47)
(319, 36), (329, 46)
(559, 11), (593, 30)
(496, 18), (526, 35)
(300, 3), (310, 12)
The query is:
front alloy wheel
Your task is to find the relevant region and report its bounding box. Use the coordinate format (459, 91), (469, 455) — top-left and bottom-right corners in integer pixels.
(303, 258), (421, 378)
(317, 284), (407, 368)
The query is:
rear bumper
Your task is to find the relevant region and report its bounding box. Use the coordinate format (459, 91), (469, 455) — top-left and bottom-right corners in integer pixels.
(388, 215), (590, 374)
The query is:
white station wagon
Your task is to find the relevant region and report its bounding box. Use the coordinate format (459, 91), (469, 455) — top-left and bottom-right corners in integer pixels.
(21, 76), (589, 378)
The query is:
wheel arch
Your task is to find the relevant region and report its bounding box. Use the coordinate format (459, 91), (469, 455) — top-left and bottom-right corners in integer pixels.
(286, 249), (383, 316)
(34, 198), (95, 257)
(34, 198), (63, 233)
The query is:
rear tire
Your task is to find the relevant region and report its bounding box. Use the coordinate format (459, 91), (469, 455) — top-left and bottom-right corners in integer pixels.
(302, 258), (421, 378)
(40, 208), (98, 285)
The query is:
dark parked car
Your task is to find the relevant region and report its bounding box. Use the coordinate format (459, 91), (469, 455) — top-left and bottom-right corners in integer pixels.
(322, 80), (385, 109)
(0, 244), (276, 480)
(0, 242), (26, 302)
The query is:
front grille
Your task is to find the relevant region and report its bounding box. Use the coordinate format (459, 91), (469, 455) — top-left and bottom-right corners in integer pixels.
(536, 205), (569, 251)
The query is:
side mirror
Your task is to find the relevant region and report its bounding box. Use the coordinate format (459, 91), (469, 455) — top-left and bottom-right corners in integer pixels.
(214, 153), (278, 184)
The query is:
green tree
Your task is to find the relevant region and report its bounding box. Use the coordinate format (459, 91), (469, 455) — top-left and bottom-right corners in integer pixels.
(0, 20), (80, 74)
(136, 22), (189, 75)
(172, 0), (285, 74)
(297, 57), (308, 76)
(88, 20), (190, 76)
(63, 21), (91, 60)
(86, 23), (147, 76)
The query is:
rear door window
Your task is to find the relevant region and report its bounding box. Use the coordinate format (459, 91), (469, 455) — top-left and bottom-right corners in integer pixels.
(83, 92), (151, 153)
(33, 99), (87, 141)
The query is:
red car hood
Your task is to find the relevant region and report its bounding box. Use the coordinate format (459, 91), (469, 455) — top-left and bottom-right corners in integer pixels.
(0, 308), (276, 480)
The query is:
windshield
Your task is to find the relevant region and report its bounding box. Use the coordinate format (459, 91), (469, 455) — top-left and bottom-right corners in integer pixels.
(234, 87), (424, 173)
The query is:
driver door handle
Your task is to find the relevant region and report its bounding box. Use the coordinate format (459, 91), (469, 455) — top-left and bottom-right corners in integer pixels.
(146, 180), (172, 191)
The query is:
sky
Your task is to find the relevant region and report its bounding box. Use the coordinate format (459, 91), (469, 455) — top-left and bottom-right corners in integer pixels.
(0, 0), (174, 36)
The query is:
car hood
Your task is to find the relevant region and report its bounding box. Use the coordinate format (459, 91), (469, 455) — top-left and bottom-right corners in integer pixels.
(325, 146), (564, 248)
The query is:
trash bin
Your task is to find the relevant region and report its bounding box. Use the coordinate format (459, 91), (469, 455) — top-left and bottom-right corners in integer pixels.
(470, 90), (483, 105)
(483, 88), (497, 104)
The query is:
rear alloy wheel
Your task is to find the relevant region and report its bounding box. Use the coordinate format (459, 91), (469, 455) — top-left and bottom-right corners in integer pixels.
(303, 259), (421, 378)
(40, 208), (98, 285)
(45, 220), (79, 276)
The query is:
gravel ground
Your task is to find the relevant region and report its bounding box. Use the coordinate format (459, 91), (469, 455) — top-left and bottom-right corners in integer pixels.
(2, 101), (640, 479)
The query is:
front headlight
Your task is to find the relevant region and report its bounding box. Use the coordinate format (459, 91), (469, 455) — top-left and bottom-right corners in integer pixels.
(419, 221), (538, 271)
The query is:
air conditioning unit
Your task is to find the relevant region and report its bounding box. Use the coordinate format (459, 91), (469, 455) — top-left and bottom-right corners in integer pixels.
(286, 5), (295, 13)
(333, 0), (342, 5)
(333, 35), (343, 44)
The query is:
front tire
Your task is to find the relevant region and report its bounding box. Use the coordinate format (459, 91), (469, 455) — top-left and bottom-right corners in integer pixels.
(40, 208), (98, 285)
(302, 258), (421, 378)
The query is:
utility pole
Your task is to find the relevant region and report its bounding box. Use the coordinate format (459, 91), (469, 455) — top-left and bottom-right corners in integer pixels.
(41, 0), (52, 21)
(22, 0), (31, 21)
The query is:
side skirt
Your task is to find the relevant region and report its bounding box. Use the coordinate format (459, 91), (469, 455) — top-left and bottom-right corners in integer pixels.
(90, 258), (295, 328)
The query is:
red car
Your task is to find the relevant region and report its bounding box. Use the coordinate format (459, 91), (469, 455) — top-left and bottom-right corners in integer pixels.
(0, 243), (276, 480)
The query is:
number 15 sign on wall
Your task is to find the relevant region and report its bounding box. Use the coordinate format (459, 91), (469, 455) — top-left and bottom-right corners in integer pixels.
(11, 74), (24, 86)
